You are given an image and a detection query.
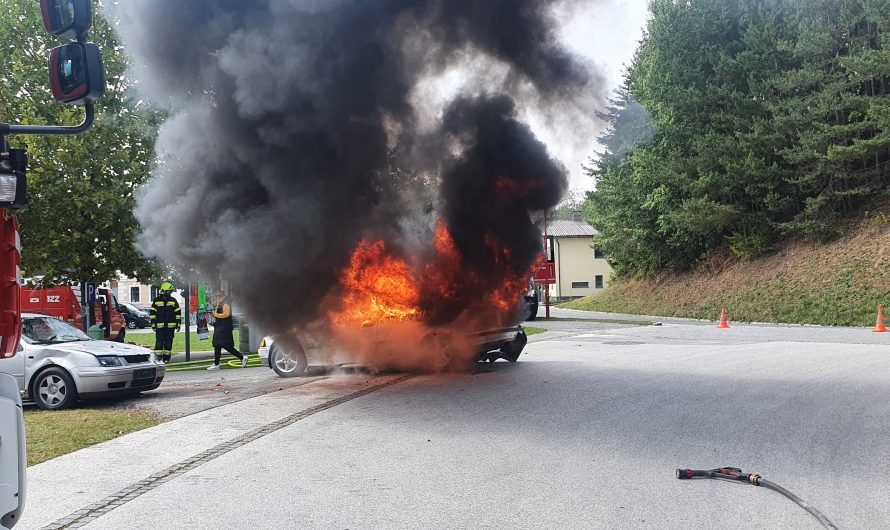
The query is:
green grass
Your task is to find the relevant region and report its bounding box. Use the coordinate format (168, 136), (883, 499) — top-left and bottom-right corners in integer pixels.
(561, 215), (890, 326)
(525, 326), (546, 335)
(562, 276), (890, 326)
(24, 409), (160, 466)
(126, 330), (241, 353)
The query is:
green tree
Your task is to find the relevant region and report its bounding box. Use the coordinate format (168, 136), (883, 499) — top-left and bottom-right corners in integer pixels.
(586, 0), (890, 276)
(773, 0), (890, 237)
(593, 81), (654, 164)
(549, 191), (588, 221)
(0, 1), (161, 285)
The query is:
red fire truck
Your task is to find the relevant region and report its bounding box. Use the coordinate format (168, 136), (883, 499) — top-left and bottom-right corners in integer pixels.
(22, 285), (126, 341)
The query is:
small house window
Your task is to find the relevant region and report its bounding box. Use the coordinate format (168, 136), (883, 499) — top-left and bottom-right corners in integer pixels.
(571, 281), (589, 289)
(594, 247), (604, 259)
(130, 286), (140, 303)
(595, 275), (604, 289)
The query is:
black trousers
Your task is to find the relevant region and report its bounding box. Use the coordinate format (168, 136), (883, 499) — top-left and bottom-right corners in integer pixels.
(154, 328), (175, 360)
(213, 345), (244, 365)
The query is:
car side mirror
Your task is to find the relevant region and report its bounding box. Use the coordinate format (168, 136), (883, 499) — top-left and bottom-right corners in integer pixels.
(41, 0), (92, 39)
(48, 43), (105, 105)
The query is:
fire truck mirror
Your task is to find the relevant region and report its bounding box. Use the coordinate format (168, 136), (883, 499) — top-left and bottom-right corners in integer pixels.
(48, 43), (106, 106)
(0, 171), (26, 210)
(41, 0), (93, 40)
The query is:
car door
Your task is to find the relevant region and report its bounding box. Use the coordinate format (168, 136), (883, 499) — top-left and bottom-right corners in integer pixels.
(0, 344), (26, 392)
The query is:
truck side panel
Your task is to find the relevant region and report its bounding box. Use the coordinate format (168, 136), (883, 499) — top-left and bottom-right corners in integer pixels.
(22, 287), (80, 328)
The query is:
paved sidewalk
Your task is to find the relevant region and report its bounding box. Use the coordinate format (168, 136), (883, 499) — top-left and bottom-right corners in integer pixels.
(20, 374), (401, 529)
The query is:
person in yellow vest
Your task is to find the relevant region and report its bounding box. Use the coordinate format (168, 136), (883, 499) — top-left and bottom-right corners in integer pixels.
(149, 282), (181, 363)
(207, 292), (248, 370)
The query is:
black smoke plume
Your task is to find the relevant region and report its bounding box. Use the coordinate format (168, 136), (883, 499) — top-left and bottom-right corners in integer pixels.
(108, 0), (602, 334)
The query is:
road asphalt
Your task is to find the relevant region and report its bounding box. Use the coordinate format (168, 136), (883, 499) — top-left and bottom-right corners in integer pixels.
(19, 308), (890, 529)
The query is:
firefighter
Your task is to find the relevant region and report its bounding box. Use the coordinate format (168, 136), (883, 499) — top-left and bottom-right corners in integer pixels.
(150, 282), (181, 363)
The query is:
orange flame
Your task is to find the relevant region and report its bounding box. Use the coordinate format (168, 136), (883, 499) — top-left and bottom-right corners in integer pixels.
(323, 219), (537, 372)
(328, 220), (533, 331)
(422, 220), (465, 304)
(329, 239), (420, 326)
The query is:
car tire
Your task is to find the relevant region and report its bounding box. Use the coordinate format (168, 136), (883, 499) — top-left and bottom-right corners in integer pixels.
(500, 329), (528, 363)
(420, 330), (458, 371)
(270, 342), (308, 378)
(32, 367), (78, 410)
(127, 320), (137, 329)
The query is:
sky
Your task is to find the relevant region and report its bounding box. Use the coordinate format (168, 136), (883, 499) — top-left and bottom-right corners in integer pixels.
(403, 0), (649, 195)
(554, 0), (649, 192)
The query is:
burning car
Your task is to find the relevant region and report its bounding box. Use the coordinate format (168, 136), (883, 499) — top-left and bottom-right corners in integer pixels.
(257, 223), (535, 377)
(258, 323), (527, 378)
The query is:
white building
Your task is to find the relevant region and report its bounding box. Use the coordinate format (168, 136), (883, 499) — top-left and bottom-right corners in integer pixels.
(544, 218), (613, 299)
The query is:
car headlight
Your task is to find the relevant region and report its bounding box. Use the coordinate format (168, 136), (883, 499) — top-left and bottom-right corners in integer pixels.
(96, 355), (123, 367)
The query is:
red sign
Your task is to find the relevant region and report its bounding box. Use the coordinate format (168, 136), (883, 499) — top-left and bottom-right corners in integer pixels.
(190, 284), (198, 313)
(533, 261), (556, 285)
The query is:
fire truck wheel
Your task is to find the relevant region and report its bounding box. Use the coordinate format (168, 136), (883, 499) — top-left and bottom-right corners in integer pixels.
(270, 343), (308, 378)
(32, 367), (78, 410)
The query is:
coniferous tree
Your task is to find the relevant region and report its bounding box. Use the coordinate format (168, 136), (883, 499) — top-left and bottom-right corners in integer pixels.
(586, 0), (890, 275)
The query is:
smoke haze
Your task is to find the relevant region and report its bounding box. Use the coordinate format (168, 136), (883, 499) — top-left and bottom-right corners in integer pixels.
(108, 0), (608, 336)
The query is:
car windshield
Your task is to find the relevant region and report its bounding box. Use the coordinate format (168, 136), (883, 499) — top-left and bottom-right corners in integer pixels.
(22, 316), (91, 344)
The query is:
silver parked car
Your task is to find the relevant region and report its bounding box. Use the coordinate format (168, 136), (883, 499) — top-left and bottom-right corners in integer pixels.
(0, 313), (166, 410)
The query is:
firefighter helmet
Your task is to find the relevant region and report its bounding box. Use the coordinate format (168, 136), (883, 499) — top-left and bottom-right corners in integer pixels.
(160, 282), (174, 293)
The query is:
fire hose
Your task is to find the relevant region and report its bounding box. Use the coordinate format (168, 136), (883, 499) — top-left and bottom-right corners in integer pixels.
(676, 467), (838, 529)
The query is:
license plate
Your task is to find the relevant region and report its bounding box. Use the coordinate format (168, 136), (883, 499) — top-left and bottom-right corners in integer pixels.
(133, 368), (156, 380)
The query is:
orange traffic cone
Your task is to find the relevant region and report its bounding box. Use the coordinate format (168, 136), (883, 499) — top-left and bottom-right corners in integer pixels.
(716, 307), (730, 329)
(873, 305), (887, 332)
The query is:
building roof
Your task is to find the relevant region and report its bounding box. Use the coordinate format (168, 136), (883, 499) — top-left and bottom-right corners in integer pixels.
(545, 219), (597, 238)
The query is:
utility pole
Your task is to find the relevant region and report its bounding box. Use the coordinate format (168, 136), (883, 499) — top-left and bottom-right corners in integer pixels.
(184, 281), (190, 362)
(544, 209), (551, 319)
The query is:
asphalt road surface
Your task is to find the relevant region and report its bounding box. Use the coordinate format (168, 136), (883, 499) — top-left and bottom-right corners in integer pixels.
(23, 311), (890, 529)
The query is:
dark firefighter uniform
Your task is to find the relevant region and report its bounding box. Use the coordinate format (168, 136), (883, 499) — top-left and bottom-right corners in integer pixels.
(150, 282), (181, 363)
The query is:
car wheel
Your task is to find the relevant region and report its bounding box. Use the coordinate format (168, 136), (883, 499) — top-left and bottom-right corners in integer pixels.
(500, 329), (528, 363)
(32, 367), (78, 410)
(270, 342), (308, 378)
(420, 331), (457, 371)
(127, 320), (137, 329)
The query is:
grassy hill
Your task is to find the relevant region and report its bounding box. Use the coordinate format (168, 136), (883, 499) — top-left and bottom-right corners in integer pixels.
(563, 213), (890, 326)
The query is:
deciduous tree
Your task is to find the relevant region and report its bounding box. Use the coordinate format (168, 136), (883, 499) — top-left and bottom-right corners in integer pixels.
(0, 1), (161, 285)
